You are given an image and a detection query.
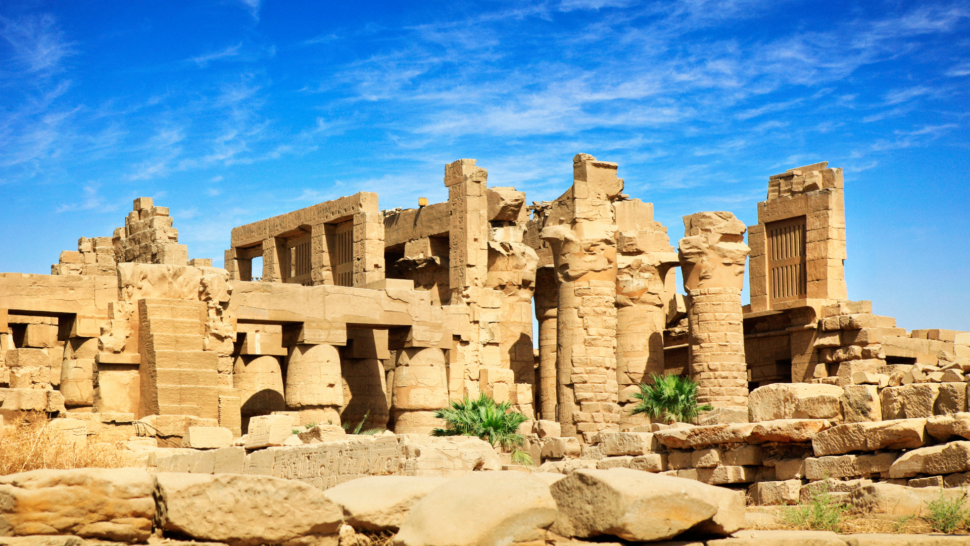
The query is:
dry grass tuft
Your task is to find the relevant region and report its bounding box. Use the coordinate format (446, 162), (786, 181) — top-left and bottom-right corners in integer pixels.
(363, 531), (395, 546)
(0, 411), (134, 475)
(746, 506), (970, 535)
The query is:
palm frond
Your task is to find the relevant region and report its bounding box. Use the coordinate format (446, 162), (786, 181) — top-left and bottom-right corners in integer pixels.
(430, 393), (532, 464)
(629, 374), (711, 424)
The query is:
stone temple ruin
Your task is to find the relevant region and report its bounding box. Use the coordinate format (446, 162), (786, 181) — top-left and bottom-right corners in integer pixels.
(3, 155), (967, 438)
(2, 154), (970, 504)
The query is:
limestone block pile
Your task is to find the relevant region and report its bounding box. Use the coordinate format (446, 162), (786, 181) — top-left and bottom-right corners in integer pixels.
(0, 467), (747, 546)
(51, 237), (116, 276)
(113, 197), (188, 266)
(813, 301), (970, 388)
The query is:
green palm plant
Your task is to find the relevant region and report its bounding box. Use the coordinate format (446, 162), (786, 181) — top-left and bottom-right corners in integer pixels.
(432, 394), (533, 465)
(631, 373), (713, 424)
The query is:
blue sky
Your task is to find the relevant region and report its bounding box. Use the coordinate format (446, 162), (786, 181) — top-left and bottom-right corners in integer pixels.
(1, 0), (968, 332)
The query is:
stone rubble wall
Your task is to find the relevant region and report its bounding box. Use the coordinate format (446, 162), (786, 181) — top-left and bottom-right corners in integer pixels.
(51, 237), (116, 277)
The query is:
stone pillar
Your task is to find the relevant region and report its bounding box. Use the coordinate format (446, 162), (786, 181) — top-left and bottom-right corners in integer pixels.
(391, 347), (448, 433)
(60, 337), (98, 408)
(613, 199), (680, 429)
(541, 154), (624, 442)
(234, 355), (285, 432)
(534, 267), (558, 420)
(341, 358), (390, 430)
(678, 211), (750, 412)
(444, 160), (494, 398)
(353, 211), (385, 287)
(261, 238), (282, 282)
(285, 343), (343, 425)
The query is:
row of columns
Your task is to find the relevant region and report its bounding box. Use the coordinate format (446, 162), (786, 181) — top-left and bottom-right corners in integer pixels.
(234, 341), (447, 434)
(534, 156), (752, 440)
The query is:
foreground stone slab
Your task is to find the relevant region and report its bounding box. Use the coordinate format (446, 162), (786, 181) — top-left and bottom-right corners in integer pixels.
(708, 529), (846, 546)
(0, 469), (154, 543)
(154, 473), (342, 546)
(888, 441), (970, 478)
(850, 483), (968, 516)
(0, 537), (85, 546)
(394, 472), (556, 546)
(811, 419), (927, 456)
(843, 534), (970, 545)
(550, 468), (742, 541)
(323, 476), (449, 531)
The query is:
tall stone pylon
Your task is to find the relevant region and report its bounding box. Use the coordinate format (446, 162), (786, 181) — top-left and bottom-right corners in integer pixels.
(678, 211), (751, 416)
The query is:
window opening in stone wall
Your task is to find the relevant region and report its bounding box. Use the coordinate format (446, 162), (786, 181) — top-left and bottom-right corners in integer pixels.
(766, 216), (807, 305)
(327, 219), (354, 287)
(282, 234), (312, 286)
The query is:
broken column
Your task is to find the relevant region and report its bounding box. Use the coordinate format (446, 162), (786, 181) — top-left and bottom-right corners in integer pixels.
(534, 267), (558, 420)
(60, 337), (98, 407)
(391, 347), (448, 433)
(541, 154), (624, 442)
(678, 212), (751, 414)
(613, 199), (679, 428)
(285, 343), (343, 426)
(444, 160), (496, 399)
(485, 187), (539, 399)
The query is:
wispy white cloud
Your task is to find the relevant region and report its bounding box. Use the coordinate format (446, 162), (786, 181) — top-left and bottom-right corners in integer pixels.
(0, 14), (74, 75)
(237, 0), (261, 21)
(56, 183), (118, 213)
(558, 0), (637, 12)
(883, 85), (935, 105)
(945, 62), (970, 76)
(190, 43), (242, 67)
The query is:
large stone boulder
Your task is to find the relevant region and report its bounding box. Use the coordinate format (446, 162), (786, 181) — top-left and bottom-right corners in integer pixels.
(747, 419), (832, 443)
(0, 468), (154, 543)
(398, 435), (502, 477)
(880, 384), (941, 419)
(888, 441), (970, 479)
(748, 384), (844, 422)
(812, 419), (927, 456)
(393, 472), (557, 546)
(926, 413), (970, 441)
(654, 423), (755, 449)
(324, 476), (449, 532)
(549, 468), (742, 541)
(851, 483), (969, 516)
(154, 473), (342, 546)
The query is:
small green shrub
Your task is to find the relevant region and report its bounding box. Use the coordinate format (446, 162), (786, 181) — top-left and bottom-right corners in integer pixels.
(891, 514), (915, 533)
(432, 394), (533, 465)
(926, 488), (967, 534)
(782, 482), (849, 533)
(630, 373), (713, 424)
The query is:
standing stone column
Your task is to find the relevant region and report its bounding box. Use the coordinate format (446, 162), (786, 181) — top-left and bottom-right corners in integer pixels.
(613, 199), (680, 428)
(391, 347), (448, 433)
(541, 154), (624, 442)
(285, 343), (343, 425)
(677, 212), (750, 413)
(534, 267), (558, 420)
